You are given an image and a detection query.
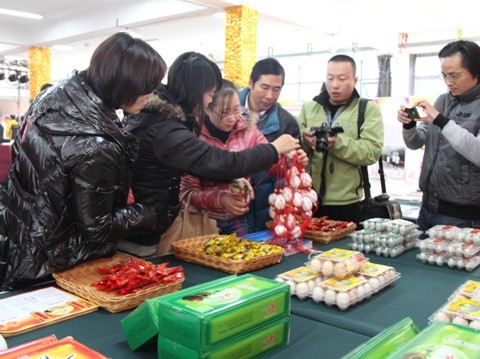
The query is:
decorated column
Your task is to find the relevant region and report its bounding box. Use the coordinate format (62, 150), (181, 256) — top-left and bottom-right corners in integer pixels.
(28, 47), (51, 101)
(224, 5), (258, 88)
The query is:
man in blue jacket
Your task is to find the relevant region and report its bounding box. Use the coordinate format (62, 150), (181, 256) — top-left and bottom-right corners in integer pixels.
(238, 58), (300, 233)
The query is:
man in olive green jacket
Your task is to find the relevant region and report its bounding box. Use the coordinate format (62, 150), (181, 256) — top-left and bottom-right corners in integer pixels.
(297, 54), (384, 224)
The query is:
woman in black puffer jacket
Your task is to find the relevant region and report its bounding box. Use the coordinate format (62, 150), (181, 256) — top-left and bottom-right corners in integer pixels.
(0, 32), (167, 290)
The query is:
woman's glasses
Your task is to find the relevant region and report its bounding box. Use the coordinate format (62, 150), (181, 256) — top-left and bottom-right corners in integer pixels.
(212, 106), (248, 120)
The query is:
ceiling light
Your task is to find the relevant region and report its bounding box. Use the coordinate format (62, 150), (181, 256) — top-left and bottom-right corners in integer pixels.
(0, 8), (43, 20)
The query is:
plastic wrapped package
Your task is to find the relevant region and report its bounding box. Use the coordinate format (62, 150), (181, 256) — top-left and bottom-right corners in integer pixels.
(384, 219), (418, 235)
(429, 294), (480, 330)
(362, 217), (391, 232)
(307, 248), (368, 279)
(425, 224), (460, 239)
(275, 266), (322, 300)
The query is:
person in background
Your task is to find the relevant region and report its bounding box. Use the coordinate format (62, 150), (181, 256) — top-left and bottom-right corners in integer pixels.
(0, 32), (166, 290)
(180, 81), (308, 235)
(238, 58), (300, 233)
(124, 52), (300, 256)
(298, 54), (384, 225)
(5, 115), (18, 140)
(398, 40), (480, 232)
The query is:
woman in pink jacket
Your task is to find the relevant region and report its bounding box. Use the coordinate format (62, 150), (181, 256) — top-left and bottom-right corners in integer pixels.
(180, 81), (305, 235)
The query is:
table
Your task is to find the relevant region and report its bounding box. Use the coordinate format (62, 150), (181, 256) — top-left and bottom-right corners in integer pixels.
(2, 237), (479, 358)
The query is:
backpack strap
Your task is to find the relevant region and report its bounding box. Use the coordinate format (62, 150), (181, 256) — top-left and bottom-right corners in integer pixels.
(358, 99), (372, 200)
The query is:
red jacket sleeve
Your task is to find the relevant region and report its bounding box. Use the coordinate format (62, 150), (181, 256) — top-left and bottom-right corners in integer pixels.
(179, 174), (229, 212)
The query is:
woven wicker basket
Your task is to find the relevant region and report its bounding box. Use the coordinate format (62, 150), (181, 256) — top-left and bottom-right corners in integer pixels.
(52, 254), (184, 313)
(171, 235), (284, 274)
(266, 220), (356, 244)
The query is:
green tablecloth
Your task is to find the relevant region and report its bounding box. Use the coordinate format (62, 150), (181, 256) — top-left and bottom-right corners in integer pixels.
(2, 237), (479, 358)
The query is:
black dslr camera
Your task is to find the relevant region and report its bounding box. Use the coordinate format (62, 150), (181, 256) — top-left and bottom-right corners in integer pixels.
(310, 123), (344, 152)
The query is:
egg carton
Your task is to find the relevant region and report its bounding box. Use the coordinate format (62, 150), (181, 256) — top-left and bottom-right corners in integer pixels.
(274, 266), (325, 300)
(362, 217), (391, 232)
(417, 238), (450, 254)
(446, 242), (480, 259)
(351, 229), (381, 244)
(416, 252), (480, 271)
(356, 262), (399, 284)
(429, 294), (480, 330)
(310, 271), (399, 311)
(306, 248), (368, 279)
(447, 280), (480, 302)
(426, 224), (461, 240)
(384, 219), (419, 235)
(453, 227), (480, 244)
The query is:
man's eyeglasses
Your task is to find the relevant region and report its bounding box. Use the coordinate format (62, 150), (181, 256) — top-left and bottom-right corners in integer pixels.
(212, 106), (247, 119)
(438, 72), (465, 82)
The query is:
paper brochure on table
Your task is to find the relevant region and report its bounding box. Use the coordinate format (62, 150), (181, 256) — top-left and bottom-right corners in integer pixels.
(0, 286), (98, 337)
(0, 335), (109, 358)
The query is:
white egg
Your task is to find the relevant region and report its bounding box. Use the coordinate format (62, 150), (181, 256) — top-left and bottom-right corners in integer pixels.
(274, 224), (288, 237)
(324, 289), (337, 306)
(377, 274), (387, 287)
(456, 259), (466, 270)
(434, 311), (451, 322)
(417, 252), (427, 262)
(285, 213), (296, 229)
(296, 282), (309, 300)
(447, 258), (457, 268)
(336, 292), (351, 310)
(292, 192), (303, 207)
(309, 189), (318, 203)
(368, 278), (381, 292)
(274, 194), (286, 210)
(282, 187), (293, 202)
(435, 256), (445, 267)
(322, 261), (334, 277)
(309, 258), (323, 274)
(268, 192), (277, 206)
(333, 262), (348, 279)
(302, 196), (313, 212)
(469, 320), (480, 330)
(291, 225), (302, 239)
(302, 210), (313, 218)
(452, 316), (469, 327)
(275, 276), (285, 283)
(363, 283), (372, 298)
(307, 280), (316, 295)
(351, 242), (359, 251)
(289, 166), (299, 177)
(286, 280), (297, 295)
(290, 175), (301, 189)
(300, 172), (312, 187)
(312, 286), (324, 303)
(356, 285), (366, 301)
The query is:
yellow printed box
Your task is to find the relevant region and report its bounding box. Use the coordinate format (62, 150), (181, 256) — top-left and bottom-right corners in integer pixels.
(158, 316), (290, 359)
(157, 274), (290, 352)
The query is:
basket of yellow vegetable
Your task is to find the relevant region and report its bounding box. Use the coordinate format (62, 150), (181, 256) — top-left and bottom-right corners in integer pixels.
(171, 234), (284, 274)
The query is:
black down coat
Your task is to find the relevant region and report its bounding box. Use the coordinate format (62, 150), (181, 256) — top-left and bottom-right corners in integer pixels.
(125, 88), (280, 246)
(0, 71), (156, 290)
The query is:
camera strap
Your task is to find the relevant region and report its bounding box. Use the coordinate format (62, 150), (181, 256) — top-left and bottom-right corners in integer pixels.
(318, 150), (329, 205)
(357, 98), (387, 199)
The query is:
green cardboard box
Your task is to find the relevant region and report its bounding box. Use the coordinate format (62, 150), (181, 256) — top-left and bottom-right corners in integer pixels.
(157, 274), (290, 351)
(341, 317), (419, 358)
(121, 296), (163, 351)
(158, 316), (290, 359)
(388, 321), (480, 358)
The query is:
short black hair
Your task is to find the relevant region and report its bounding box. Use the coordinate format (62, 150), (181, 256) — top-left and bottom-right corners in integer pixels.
(86, 32), (167, 109)
(166, 52), (222, 118)
(328, 54), (357, 76)
(250, 58), (285, 86)
(439, 40), (480, 81)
